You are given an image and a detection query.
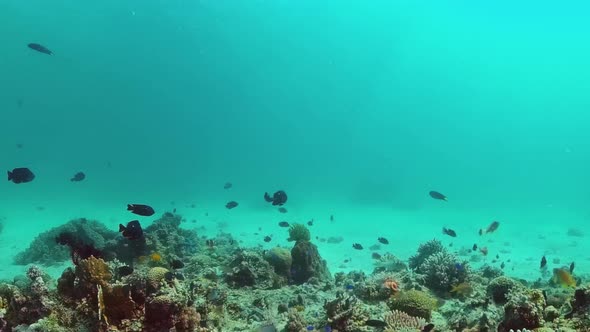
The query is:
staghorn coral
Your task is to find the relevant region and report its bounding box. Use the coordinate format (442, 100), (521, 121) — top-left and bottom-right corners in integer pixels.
(383, 309), (426, 331)
(420, 250), (469, 294)
(287, 223), (311, 243)
(408, 239), (443, 272)
(388, 290), (437, 320)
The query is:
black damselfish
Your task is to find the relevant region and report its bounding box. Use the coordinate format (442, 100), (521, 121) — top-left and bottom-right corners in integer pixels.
(119, 220), (144, 240)
(127, 204), (155, 216)
(8, 167), (35, 184)
(264, 190), (288, 206)
(28, 43), (53, 55)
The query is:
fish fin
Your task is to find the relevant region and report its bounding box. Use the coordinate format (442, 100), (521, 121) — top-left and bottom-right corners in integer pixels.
(119, 224), (126, 232)
(7, 171), (11, 181)
(127, 204), (133, 211)
(263, 192), (273, 203)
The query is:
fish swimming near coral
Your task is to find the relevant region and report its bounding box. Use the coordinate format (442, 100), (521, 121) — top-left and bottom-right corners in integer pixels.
(70, 171), (86, 182)
(264, 190), (288, 206)
(119, 220), (144, 240)
(422, 323), (435, 332)
(226, 201), (239, 209)
(377, 237), (389, 244)
(553, 268), (576, 288)
(540, 255), (547, 269)
(570, 262), (575, 273)
(472, 243), (478, 251)
(480, 221), (500, 235)
(450, 282), (473, 296)
(8, 167), (35, 184)
(429, 190), (447, 201)
(442, 227), (457, 237)
(352, 243), (363, 250)
(28, 43), (53, 55)
(278, 207), (287, 213)
(278, 221), (290, 227)
(127, 204), (155, 216)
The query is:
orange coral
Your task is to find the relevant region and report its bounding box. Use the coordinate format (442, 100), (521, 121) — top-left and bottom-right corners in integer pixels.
(76, 256), (112, 287)
(383, 278), (399, 293)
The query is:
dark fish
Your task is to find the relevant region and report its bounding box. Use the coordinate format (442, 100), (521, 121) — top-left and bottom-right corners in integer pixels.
(264, 235), (272, 242)
(371, 252), (382, 259)
(164, 272), (175, 282)
(330, 215), (334, 222)
(496, 254), (499, 259)
(377, 237), (389, 244)
(278, 207), (287, 213)
(481, 221), (500, 235)
(307, 219), (314, 226)
(365, 320), (387, 328)
(429, 190), (447, 201)
(127, 204), (155, 216)
(540, 255), (547, 269)
(224, 182), (232, 189)
(170, 259), (185, 269)
(175, 272), (185, 280)
(7, 167), (35, 184)
(500, 262), (505, 269)
(352, 243), (363, 250)
(422, 323), (435, 332)
(570, 262), (575, 273)
(264, 190), (288, 206)
(278, 221), (290, 227)
(70, 171), (85, 182)
(119, 220), (143, 240)
(442, 227), (457, 237)
(472, 244), (478, 251)
(225, 201), (239, 209)
(28, 43), (52, 55)
(117, 266), (134, 277)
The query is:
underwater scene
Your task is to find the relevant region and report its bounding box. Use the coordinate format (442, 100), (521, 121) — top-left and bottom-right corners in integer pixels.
(2, 0), (590, 331)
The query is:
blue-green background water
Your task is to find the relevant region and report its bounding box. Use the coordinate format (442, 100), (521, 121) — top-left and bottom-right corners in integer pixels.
(2, 0), (590, 279)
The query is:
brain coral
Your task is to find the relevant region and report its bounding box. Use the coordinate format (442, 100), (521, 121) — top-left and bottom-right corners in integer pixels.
(388, 290), (437, 320)
(147, 267), (170, 289)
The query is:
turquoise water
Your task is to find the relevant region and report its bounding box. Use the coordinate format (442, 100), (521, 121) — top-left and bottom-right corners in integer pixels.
(2, 1), (590, 281)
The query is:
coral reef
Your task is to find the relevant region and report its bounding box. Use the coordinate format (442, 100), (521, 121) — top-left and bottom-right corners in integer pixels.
(420, 250), (469, 294)
(290, 240), (331, 285)
(488, 276), (523, 304)
(383, 309), (426, 331)
(388, 289), (437, 320)
(408, 239), (443, 272)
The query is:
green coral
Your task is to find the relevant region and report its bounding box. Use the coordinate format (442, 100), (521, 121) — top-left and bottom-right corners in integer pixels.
(487, 276), (522, 304)
(388, 290), (437, 320)
(287, 223), (310, 242)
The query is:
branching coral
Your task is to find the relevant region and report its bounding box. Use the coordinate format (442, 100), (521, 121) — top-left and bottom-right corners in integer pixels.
(488, 276), (523, 304)
(420, 251), (469, 294)
(408, 239), (443, 272)
(287, 223), (311, 242)
(383, 309), (426, 331)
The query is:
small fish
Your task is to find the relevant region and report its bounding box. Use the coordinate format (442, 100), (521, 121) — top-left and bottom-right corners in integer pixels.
(429, 190), (447, 201)
(164, 272), (175, 282)
(540, 255), (547, 269)
(28, 43), (53, 55)
(119, 220), (144, 240)
(127, 204), (155, 216)
(365, 320), (387, 328)
(371, 252), (382, 259)
(264, 235), (272, 242)
(224, 182), (232, 189)
(345, 284), (354, 290)
(422, 323), (435, 332)
(278, 221), (290, 227)
(307, 219), (314, 226)
(330, 215), (334, 222)
(553, 268), (576, 288)
(225, 201), (239, 209)
(472, 244), (478, 251)
(306, 326), (314, 331)
(117, 266), (134, 277)
(442, 227), (457, 237)
(206, 239), (215, 248)
(455, 263), (464, 271)
(500, 262), (505, 269)
(480, 247), (488, 256)
(377, 237), (389, 244)
(570, 262), (575, 273)
(70, 171), (86, 182)
(480, 221), (500, 235)
(170, 259), (185, 269)
(7, 167), (35, 184)
(278, 207), (288, 213)
(175, 272), (185, 280)
(352, 243), (363, 250)
(264, 190), (288, 206)
(496, 254), (499, 259)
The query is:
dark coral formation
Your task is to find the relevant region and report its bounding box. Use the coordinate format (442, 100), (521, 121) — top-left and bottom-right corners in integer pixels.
(290, 240), (331, 285)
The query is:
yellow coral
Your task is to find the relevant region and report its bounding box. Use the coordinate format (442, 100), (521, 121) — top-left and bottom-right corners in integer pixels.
(388, 290), (437, 320)
(147, 267), (169, 288)
(76, 256), (112, 287)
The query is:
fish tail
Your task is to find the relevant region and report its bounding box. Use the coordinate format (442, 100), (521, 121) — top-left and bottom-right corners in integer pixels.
(119, 224), (126, 232)
(127, 204), (133, 211)
(7, 171), (11, 181)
